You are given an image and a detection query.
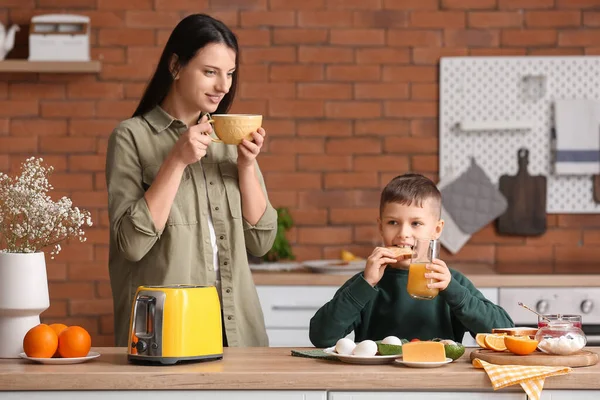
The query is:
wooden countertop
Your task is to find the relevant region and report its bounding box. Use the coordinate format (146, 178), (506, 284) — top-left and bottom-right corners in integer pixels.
(1, 347), (600, 391)
(252, 264), (600, 287)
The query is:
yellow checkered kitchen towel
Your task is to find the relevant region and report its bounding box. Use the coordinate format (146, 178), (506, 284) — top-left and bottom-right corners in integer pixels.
(472, 358), (572, 400)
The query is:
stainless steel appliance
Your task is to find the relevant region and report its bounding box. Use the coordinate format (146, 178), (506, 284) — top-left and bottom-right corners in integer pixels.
(499, 288), (600, 346)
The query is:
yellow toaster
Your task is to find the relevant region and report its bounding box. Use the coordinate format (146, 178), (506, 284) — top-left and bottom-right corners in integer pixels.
(127, 285), (223, 365)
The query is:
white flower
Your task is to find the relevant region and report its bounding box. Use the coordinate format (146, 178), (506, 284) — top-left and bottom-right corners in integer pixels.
(0, 157), (93, 259)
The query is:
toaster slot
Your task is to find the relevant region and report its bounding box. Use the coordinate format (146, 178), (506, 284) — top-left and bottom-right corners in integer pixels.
(134, 295), (155, 339)
(129, 290), (165, 358)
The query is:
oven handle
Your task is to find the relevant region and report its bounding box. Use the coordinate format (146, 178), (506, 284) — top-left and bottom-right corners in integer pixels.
(584, 336), (600, 346)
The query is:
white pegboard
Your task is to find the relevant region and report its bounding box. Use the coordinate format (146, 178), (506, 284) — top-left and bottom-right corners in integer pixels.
(439, 56), (600, 214)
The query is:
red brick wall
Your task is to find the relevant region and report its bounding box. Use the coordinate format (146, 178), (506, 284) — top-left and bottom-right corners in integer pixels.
(1, 0), (599, 345)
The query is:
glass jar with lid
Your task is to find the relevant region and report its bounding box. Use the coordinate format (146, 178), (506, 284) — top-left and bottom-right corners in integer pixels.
(535, 320), (587, 356)
(537, 314), (582, 329)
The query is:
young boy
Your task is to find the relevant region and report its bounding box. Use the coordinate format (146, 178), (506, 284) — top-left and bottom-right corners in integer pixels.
(309, 173), (514, 348)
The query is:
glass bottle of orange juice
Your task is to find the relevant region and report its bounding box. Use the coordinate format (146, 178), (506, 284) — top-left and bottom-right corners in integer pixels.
(407, 238), (440, 300)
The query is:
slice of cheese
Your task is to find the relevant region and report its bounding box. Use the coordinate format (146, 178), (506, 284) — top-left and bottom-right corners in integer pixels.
(402, 341), (446, 362)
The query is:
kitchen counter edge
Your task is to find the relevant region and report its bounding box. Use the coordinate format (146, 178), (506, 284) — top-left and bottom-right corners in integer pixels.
(1, 347), (599, 391)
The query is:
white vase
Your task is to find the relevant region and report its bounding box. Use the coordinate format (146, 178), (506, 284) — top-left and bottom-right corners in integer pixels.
(0, 252), (50, 358)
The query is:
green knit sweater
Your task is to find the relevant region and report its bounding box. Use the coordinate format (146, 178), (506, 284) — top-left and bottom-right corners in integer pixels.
(309, 267), (514, 348)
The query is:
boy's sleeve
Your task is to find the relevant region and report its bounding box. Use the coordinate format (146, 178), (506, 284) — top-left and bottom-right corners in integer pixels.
(309, 274), (378, 348)
(439, 270), (514, 336)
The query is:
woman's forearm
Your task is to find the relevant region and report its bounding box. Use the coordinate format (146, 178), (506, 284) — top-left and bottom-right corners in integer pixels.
(144, 156), (187, 231)
(238, 163), (267, 225)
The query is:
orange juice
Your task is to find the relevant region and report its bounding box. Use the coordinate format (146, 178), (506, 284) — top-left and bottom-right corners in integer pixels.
(407, 263), (439, 300)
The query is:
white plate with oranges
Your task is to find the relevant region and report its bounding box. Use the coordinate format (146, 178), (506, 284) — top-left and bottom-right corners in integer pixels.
(20, 323), (95, 364)
(19, 351), (100, 365)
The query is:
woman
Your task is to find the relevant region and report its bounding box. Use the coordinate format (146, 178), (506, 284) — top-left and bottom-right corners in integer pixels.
(105, 14), (277, 347)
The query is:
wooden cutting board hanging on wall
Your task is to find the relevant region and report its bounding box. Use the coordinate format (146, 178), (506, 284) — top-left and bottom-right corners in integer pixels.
(593, 175), (600, 203)
(497, 148), (547, 236)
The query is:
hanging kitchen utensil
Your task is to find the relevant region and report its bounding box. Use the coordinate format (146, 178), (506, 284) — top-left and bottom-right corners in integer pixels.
(593, 175), (600, 204)
(497, 148), (547, 236)
(518, 302), (551, 322)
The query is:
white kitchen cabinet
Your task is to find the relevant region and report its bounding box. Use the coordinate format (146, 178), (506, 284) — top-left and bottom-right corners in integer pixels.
(256, 286), (499, 348)
(263, 328), (312, 347)
(329, 392), (525, 399)
(0, 391), (327, 400)
(256, 285), (339, 347)
(539, 391), (600, 399)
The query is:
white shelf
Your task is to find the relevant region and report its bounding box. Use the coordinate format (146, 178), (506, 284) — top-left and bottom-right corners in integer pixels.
(456, 120), (534, 131)
(0, 60), (101, 73)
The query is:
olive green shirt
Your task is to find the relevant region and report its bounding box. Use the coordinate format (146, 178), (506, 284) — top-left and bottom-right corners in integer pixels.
(105, 106), (277, 347)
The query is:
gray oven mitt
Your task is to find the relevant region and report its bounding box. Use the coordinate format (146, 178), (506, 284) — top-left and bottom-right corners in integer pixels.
(440, 159), (508, 235)
(438, 175), (471, 254)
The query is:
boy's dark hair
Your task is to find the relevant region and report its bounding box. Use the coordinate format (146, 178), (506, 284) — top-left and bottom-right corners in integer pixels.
(380, 173), (442, 218)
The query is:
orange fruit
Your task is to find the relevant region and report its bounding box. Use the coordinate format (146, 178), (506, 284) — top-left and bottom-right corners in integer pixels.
(484, 334), (507, 351)
(49, 323), (68, 336)
(505, 336), (539, 356)
(23, 324), (58, 358)
(475, 333), (489, 349)
(48, 323), (68, 357)
(58, 326), (91, 358)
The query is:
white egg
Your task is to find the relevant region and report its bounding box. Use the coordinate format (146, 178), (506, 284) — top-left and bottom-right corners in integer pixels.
(352, 340), (378, 357)
(381, 336), (402, 346)
(334, 338), (356, 355)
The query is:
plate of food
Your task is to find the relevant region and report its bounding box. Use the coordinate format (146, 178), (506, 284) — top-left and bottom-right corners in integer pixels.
(323, 347), (401, 365)
(394, 357), (453, 368)
(302, 260), (365, 274)
(19, 351), (100, 365)
(249, 261), (305, 272)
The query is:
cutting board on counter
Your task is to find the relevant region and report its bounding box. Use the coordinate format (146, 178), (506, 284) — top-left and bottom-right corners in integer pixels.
(497, 148), (547, 236)
(470, 349), (598, 368)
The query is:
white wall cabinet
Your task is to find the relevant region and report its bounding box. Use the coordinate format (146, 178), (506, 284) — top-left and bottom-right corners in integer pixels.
(256, 285), (499, 348)
(539, 391), (600, 399)
(0, 391), (327, 400)
(329, 392), (525, 399)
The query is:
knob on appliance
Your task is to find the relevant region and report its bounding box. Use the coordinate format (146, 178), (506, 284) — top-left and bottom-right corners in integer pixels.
(536, 300), (549, 314)
(581, 299), (594, 314)
(135, 341), (148, 353)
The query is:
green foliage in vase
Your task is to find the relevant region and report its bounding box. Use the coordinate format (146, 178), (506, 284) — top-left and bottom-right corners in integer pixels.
(263, 207), (295, 262)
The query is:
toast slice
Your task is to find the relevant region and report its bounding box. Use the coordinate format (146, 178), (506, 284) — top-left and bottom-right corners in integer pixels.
(492, 327), (539, 338)
(387, 246), (413, 261)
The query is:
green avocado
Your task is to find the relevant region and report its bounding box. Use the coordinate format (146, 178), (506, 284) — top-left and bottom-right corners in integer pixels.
(440, 339), (465, 361)
(376, 342), (403, 356)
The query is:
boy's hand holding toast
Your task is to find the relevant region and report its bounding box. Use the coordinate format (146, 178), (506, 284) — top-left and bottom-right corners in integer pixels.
(364, 246), (412, 287)
(364, 247), (397, 287)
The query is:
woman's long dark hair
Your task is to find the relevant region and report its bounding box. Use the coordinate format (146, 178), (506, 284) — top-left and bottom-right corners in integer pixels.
(132, 14), (239, 118)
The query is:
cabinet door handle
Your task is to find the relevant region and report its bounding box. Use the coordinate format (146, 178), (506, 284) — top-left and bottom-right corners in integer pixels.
(272, 305), (320, 311)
